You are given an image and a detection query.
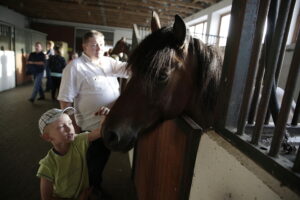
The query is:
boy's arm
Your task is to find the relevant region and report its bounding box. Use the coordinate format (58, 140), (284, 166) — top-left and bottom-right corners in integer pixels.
(87, 106), (110, 142)
(40, 177), (60, 200)
(87, 128), (101, 142)
(40, 177), (82, 200)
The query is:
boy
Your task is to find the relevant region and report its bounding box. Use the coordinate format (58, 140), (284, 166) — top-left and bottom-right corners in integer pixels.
(37, 107), (109, 200)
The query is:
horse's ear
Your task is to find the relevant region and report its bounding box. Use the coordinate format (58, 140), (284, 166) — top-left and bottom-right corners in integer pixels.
(173, 15), (186, 48)
(151, 11), (161, 32)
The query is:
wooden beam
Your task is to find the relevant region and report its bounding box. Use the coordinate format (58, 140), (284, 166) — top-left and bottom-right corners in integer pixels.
(1, 0), (214, 29)
(192, 0), (218, 4)
(148, 0), (206, 9)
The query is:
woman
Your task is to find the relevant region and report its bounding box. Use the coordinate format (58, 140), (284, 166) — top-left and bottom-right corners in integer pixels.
(48, 46), (66, 100)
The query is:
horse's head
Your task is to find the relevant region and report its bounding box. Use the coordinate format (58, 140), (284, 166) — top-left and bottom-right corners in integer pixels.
(111, 37), (131, 56)
(102, 12), (222, 151)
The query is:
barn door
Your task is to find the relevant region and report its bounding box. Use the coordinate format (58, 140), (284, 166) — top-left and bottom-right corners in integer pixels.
(133, 115), (202, 200)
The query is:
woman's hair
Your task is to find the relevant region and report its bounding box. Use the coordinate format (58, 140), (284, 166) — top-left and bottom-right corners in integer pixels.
(82, 30), (104, 44)
(54, 46), (62, 56)
(47, 40), (54, 48)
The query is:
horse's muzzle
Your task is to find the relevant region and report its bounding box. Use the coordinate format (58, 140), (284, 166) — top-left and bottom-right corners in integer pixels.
(102, 128), (137, 152)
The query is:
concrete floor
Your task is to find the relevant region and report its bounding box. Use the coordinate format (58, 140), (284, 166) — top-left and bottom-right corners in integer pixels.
(0, 83), (137, 200)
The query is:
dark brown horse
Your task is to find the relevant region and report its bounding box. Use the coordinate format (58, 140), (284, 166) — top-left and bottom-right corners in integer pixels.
(110, 37), (131, 61)
(102, 12), (223, 151)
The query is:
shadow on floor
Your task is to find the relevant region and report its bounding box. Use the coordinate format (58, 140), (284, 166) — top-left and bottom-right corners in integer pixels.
(0, 84), (137, 200)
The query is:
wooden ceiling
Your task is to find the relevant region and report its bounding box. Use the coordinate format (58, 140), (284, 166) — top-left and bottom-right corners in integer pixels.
(0, 0), (220, 28)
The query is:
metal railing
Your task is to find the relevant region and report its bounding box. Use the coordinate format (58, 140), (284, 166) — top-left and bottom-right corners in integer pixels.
(132, 1), (300, 193)
(215, 0), (300, 194)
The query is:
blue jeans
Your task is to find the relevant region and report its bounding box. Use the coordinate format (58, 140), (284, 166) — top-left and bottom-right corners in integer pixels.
(30, 72), (45, 100)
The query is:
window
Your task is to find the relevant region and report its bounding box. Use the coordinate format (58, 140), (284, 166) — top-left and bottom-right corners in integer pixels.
(218, 13), (231, 46)
(0, 23), (13, 51)
(189, 21), (207, 43)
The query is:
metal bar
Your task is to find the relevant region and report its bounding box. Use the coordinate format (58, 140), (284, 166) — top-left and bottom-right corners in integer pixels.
(251, 0), (293, 145)
(247, 48), (265, 124)
(269, 3), (299, 156)
(291, 90), (300, 126)
(248, 0), (279, 125)
(214, 0), (262, 130)
(237, 0), (271, 135)
(264, 0), (280, 125)
(265, 0), (296, 124)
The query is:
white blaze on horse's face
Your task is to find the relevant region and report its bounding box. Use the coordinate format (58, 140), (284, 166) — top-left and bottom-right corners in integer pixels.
(83, 36), (105, 60)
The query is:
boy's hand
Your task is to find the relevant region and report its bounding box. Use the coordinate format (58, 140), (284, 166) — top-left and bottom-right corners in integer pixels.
(95, 106), (110, 116)
(78, 188), (92, 200)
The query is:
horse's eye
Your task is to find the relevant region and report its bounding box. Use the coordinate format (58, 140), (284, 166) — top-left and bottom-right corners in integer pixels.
(157, 72), (168, 82)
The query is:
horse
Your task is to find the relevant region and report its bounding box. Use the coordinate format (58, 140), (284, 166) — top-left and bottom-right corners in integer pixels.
(110, 37), (131, 61)
(102, 12), (224, 151)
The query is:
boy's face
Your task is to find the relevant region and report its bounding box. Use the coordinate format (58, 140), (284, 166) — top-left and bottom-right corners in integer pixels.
(44, 114), (75, 144)
(83, 36), (105, 61)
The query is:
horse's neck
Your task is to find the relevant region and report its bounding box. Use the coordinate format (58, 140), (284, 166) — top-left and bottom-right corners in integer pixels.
(185, 38), (223, 129)
(185, 96), (215, 129)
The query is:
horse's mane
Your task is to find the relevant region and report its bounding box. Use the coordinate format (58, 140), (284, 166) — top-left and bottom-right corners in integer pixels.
(128, 27), (179, 86)
(127, 27), (223, 111)
(192, 38), (223, 112)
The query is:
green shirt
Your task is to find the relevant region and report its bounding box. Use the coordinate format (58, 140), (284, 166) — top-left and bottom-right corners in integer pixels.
(37, 133), (89, 199)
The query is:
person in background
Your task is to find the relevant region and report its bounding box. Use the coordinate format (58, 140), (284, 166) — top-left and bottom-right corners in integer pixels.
(48, 46), (66, 100)
(68, 51), (79, 64)
(28, 42), (46, 103)
(57, 30), (129, 198)
(45, 40), (55, 92)
(37, 107), (108, 200)
(46, 41), (55, 57)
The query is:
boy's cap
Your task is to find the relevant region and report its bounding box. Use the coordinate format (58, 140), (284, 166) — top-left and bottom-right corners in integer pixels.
(39, 107), (75, 134)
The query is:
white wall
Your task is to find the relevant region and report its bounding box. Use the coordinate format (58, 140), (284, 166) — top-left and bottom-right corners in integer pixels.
(31, 18), (133, 46)
(189, 131), (299, 200)
(185, 0), (232, 37)
(0, 51), (15, 92)
(0, 5), (28, 27)
(287, 0), (300, 44)
(185, 0), (299, 45)
(113, 29), (132, 46)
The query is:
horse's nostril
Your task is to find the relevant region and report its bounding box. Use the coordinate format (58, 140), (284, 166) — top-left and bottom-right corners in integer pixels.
(106, 131), (120, 145)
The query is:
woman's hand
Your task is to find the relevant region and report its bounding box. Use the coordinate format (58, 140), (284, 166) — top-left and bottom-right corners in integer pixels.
(95, 106), (110, 116)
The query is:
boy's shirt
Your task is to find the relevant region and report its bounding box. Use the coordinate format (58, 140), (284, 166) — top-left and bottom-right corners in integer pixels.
(37, 133), (89, 199)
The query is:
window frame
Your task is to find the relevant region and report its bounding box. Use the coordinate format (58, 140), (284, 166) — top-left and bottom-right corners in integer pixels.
(189, 20), (208, 43)
(217, 12), (231, 46)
